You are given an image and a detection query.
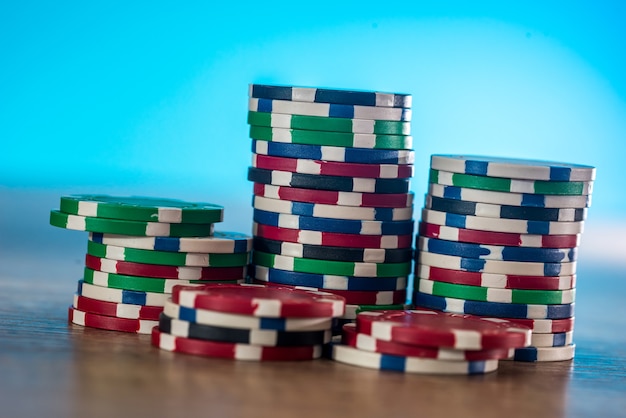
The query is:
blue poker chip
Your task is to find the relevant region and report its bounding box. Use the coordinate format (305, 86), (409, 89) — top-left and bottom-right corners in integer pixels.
(253, 209), (415, 236)
(413, 291), (574, 320)
(418, 237), (577, 263)
(252, 265), (407, 292)
(89, 231), (252, 253)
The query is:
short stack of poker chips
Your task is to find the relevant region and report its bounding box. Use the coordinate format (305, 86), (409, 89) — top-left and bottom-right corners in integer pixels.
(246, 84), (415, 326)
(151, 283), (345, 361)
(331, 309), (531, 374)
(49, 194), (252, 334)
(412, 155), (595, 362)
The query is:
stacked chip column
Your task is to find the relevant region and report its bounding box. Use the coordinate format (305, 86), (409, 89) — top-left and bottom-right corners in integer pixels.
(412, 155), (595, 362)
(246, 84), (415, 329)
(49, 195), (252, 334)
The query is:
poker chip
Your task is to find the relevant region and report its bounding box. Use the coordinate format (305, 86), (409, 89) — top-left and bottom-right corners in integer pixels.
(251, 139), (414, 164)
(511, 344), (575, 362)
(86, 240), (250, 267)
(248, 167), (411, 194)
(248, 84), (412, 108)
(342, 323), (513, 361)
(252, 153), (414, 179)
(254, 210), (415, 236)
(50, 210), (215, 237)
(418, 236), (578, 263)
(504, 317), (575, 334)
(252, 195), (413, 221)
(78, 280), (171, 306)
(430, 155), (596, 182)
(159, 314), (332, 346)
(342, 303), (407, 320)
(59, 195), (224, 223)
(72, 294), (162, 320)
(355, 310), (531, 350)
(530, 331), (574, 347)
(416, 265), (576, 291)
(253, 237), (413, 263)
(331, 344), (499, 375)
(430, 169), (593, 196)
(68, 306), (158, 334)
(151, 327), (323, 361)
(249, 97), (412, 121)
(253, 183), (414, 208)
(89, 231), (252, 253)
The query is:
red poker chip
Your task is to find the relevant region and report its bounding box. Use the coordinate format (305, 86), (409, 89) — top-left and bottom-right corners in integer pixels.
(171, 283), (346, 318)
(341, 323), (513, 361)
(355, 309), (531, 350)
(72, 294), (162, 320)
(68, 306), (157, 334)
(504, 317), (575, 334)
(151, 327), (322, 361)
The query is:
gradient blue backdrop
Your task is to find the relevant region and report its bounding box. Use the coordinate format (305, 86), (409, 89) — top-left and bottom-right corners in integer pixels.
(1, 1), (625, 277)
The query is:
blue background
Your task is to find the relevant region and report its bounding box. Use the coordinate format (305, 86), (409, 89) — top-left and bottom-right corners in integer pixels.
(1, 1), (625, 279)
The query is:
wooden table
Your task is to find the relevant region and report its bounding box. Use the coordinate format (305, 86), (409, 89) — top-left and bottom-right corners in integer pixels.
(1, 259), (625, 418)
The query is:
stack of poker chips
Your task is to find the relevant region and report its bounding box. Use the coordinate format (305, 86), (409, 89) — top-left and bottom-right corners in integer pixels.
(412, 155), (595, 362)
(331, 309), (531, 374)
(245, 84), (415, 328)
(49, 195), (252, 334)
(151, 283), (345, 361)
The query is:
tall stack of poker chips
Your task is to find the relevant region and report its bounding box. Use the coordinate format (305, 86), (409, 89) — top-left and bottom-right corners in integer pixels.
(245, 84), (415, 329)
(49, 195), (252, 334)
(412, 155), (595, 362)
(151, 283), (345, 361)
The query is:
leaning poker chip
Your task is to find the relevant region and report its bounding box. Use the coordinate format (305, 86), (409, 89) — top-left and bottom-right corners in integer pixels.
(355, 310), (530, 350)
(86, 240), (250, 267)
(50, 210), (214, 237)
(418, 237), (578, 263)
(412, 291), (574, 319)
(68, 306), (158, 334)
(253, 236), (413, 263)
(171, 283), (346, 318)
(253, 223), (413, 249)
(419, 222), (580, 249)
(416, 251), (577, 276)
(59, 195), (224, 223)
(430, 155), (596, 182)
(511, 344), (575, 362)
(78, 280), (170, 306)
(505, 317), (575, 334)
(416, 278), (576, 305)
(248, 112), (412, 136)
(253, 183), (414, 208)
(530, 331), (574, 347)
(85, 254), (248, 280)
(331, 344), (499, 375)
(248, 84), (412, 108)
(426, 195), (587, 222)
(252, 265), (407, 291)
(151, 327), (323, 361)
(252, 153), (414, 179)
(416, 265), (576, 291)
(159, 314), (332, 346)
(253, 281), (407, 305)
(89, 231), (252, 253)
(430, 169), (593, 196)
(252, 195), (413, 221)
(162, 300), (333, 331)
(249, 97), (412, 122)
(428, 184), (592, 208)
(251, 139), (414, 164)
(342, 323), (513, 361)
(250, 126), (413, 150)
(248, 167), (411, 194)
(421, 208), (584, 235)
(253, 251), (413, 278)
(254, 209), (415, 236)
(72, 294), (162, 320)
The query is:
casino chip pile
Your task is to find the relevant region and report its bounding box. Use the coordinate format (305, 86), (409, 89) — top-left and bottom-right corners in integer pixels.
(49, 195), (252, 334)
(331, 309), (531, 374)
(151, 283), (345, 361)
(245, 84), (415, 329)
(413, 155), (595, 362)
